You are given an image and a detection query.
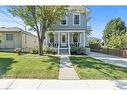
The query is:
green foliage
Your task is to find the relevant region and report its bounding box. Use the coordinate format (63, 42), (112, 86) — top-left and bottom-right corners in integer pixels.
(43, 46), (56, 54)
(9, 6), (67, 55)
(9, 6), (67, 30)
(71, 46), (85, 54)
(107, 33), (127, 48)
(48, 32), (54, 42)
(88, 37), (101, 45)
(48, 32), (54, 38)
(77, 46), (85, 54)
(30, 47), (38, 54)
(103, 17), (127, 48)
(70, 46), (77, 53)
(73, 32), (80, 42)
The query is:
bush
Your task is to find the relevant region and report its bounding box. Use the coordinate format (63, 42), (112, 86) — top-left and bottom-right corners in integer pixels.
(43, 45), (56, 54)
(77, 46), (85, 54)
(71, 46), (85, 55)
(30, 47), (38, 54)
(70, 46), (77, 54)
(15, 48), (22, 55)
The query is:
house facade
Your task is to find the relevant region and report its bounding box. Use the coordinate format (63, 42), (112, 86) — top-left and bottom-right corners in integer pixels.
(44, 6), (91, 55)
(0, 27), (38, 52)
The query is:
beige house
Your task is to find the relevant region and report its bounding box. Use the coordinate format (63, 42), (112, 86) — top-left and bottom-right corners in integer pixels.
(0, 27), (38, 52)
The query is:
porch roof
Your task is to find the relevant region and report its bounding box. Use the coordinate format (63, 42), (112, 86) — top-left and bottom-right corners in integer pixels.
(48, 30), (85, 33)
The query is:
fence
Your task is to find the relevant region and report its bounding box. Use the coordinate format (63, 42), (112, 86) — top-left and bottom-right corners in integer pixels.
(91, 48), (127, 58)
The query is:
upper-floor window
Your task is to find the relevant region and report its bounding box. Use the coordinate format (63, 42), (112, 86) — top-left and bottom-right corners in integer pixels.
(73, 14), (80, 25)
(6, 34), (13, 40)
(61, 20), (66, 25)
(61, 16), (67, 25)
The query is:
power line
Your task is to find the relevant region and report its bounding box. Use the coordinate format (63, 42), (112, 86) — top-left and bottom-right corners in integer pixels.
(0, 10), (26, 31)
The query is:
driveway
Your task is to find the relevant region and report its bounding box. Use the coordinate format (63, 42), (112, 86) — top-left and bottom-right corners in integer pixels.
(89, 52), (127, 68)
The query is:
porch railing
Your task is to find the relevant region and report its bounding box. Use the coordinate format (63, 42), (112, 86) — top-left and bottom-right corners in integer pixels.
(70, 42), (82, 47)
(48, 42), (58, 48)
(68, 42), (71, 55)
(48, 42), (82, 48)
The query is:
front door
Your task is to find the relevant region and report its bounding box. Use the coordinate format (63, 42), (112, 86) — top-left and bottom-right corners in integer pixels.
(61, 33), (67, 47)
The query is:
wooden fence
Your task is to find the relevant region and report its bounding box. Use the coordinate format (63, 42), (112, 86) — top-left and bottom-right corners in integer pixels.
(91, 48), (127, 58)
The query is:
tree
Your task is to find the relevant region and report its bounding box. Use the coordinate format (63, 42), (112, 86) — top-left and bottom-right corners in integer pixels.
(103, 17), (127, 48)
(88, 37), (101, 45)
(107, 33), (127, 48)
(9, 6), (67, 55)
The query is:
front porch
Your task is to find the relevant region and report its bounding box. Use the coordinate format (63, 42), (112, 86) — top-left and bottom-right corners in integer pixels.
(44, 31), (87, 55)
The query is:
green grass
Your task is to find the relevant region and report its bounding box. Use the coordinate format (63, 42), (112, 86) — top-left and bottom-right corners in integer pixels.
(69, 56), (127, 79)
(0, 52), (59, 79)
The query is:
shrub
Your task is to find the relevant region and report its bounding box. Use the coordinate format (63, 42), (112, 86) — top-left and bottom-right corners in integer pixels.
(15, 48), (22, 55)
(30, 47), (38, 54)
(70, 46), (77, 54)
(43, 45), (56, 54)
(71, 46), (85, 55)
(77, 46), (85, 54)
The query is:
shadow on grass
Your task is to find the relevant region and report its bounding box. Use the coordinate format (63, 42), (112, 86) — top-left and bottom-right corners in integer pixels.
(42, 55), (60, 70)
(70, 56), (127, 79)
(0, 58), (17, 78)
(0, 53), (60, 79)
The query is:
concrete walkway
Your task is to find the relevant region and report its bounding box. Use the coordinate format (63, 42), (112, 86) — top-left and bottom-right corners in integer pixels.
(0, 79), (127, 89)
(58, 55), (80, 80)
(89, 52), (127, 68)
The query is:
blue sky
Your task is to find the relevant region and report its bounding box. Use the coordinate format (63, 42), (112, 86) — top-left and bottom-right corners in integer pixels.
(88, 6), (127, 39)
(0, 6), (127, 39)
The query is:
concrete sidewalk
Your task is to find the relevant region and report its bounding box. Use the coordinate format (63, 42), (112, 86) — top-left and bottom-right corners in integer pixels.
(89, 52), (127, 68)
(58, 55), (80, 80)
(0, 79), (127, 89)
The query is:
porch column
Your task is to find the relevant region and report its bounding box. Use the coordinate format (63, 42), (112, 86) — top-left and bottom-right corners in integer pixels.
(80, 32), (81, 44)
(83, 31), (86, 47)
(58, 32), (60, 55)
(68, 32), (70, 55)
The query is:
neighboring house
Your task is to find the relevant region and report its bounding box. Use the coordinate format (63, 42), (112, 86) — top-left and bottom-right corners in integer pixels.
(44, 6), (91, 55)
(0, 27), (38, 52)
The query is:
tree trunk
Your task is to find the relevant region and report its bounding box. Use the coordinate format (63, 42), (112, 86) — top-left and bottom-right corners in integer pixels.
(41, 30), (45, 55)
(38, 37), (43, 55)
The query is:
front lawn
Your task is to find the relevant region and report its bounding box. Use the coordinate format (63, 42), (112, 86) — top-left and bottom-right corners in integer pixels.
(69, 56), (127, 79)
(0, 52), (59, 79)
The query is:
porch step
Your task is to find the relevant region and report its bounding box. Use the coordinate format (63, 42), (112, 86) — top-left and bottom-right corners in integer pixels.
(59, 49), (69, 55)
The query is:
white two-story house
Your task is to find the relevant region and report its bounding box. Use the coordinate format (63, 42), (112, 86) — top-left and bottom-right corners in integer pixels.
(44, 6), (91, 55)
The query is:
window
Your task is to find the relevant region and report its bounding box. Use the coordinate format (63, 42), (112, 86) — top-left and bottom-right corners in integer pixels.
(61, 20), (66, 25)
(61, 16), (67, 25)
(74, 14), (80, 25)
(6, 34), (13, 40)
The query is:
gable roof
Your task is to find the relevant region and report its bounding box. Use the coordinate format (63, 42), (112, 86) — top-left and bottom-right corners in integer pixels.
(0, 27), (37, 37)
(68, 6), (90, 14)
